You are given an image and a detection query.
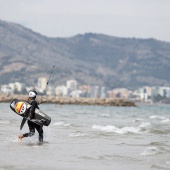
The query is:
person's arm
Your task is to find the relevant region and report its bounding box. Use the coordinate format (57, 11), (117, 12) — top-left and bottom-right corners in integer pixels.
(30, 100), (37, 119)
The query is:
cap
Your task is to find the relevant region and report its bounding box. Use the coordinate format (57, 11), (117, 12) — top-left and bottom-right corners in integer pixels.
(29, 91), (37, 98)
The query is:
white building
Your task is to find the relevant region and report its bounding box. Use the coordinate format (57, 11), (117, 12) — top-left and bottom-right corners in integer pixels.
(15, 82), (24, 92)
(112, 88), (130, 99)
(136, 87), (150, 101)
(46, 86), (54, 96)
(90, 86), (99, 98)
(70, 90), (82, 98)
(1, 85), (13, 94)
(8, 83), (16, 91)
(100, 86), (106, 98)
(66, 80), (77, 91)
(55, 86), (68, 97)
(37, 77), (47, 92)
(165, 87), (170, 98)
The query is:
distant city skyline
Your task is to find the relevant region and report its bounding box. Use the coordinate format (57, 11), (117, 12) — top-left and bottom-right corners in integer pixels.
(1, 78), (170, 104)
(0, 0), (170, 42)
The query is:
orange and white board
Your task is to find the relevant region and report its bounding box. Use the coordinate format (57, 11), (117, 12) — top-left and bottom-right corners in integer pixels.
(15, 102), (27, 115)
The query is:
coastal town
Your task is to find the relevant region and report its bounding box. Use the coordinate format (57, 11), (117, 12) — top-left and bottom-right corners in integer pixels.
(1, 77), (170, 105)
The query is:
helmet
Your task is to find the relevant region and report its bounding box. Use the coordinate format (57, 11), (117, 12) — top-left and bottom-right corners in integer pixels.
(29, 91), (37, 98)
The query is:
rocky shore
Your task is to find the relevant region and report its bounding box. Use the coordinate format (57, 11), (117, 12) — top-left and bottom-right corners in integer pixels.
(0, 94), (136, 107)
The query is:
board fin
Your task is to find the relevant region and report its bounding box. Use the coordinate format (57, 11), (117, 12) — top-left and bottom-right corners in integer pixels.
(20, 117), (27, 130)
(20, 110), (30, 130)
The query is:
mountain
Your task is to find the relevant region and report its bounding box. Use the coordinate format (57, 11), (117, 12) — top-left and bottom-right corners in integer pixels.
(0, 20), (170, 89)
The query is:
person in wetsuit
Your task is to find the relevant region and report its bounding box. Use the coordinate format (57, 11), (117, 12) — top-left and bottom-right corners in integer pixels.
(18, 91), (43, 142)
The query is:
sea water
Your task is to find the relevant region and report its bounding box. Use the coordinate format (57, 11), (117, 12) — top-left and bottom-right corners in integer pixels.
(0, 103), (170, 170)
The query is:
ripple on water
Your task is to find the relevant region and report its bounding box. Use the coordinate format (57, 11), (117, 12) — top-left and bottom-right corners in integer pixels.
(139, 146), (169, 156)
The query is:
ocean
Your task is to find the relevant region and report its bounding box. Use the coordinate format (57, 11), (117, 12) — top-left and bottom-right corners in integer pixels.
(0, 103), (170, 170)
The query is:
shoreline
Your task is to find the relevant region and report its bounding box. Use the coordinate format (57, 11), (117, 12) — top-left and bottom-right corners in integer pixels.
(0, 94), (136, 107)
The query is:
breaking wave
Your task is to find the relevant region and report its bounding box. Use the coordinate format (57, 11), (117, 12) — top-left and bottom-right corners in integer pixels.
(92, 125), (140, 134)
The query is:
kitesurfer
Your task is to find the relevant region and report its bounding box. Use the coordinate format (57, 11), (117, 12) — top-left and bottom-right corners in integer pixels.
(18, 91), (43, 143)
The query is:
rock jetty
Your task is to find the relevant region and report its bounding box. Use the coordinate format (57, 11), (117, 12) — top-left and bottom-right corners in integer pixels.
(0, 94), (136, 107)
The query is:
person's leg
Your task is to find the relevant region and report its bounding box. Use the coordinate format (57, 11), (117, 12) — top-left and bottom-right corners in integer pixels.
(28, 121), (36, 136)
(35, 124), (43, 142)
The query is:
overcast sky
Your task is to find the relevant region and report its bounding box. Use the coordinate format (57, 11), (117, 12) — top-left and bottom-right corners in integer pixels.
(0, 0), (170, 42)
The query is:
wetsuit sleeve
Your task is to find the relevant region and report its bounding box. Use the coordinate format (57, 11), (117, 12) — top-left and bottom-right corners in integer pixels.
(30, 100), (37, 119)
(23, 131), (35, 137)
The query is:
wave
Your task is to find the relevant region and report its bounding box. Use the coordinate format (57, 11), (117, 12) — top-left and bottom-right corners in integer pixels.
(161, 119), (170, 123)
(134, 118), (144, 123)
(140, 146), (160, 156)
(99, 114), (111, 117)
(140, 146), (170, 156)
(53, 121), (71, 127)
(151, 165), (170, 170)
(150, 141), (168, 146)
(77, 154), (133, 161)
(150, 115), (166, 120)
(150, 115), (170, 124)
(92, 125), (141, 134)
(77, 155), (101, 160)
(139, 122), (150, 128)
(92, 121), (151, 135)
(149, 128), (170, 135)
(69, 132), (87, 138)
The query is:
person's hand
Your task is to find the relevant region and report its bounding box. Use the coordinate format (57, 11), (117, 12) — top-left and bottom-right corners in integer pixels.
(18, 134), (23, 141)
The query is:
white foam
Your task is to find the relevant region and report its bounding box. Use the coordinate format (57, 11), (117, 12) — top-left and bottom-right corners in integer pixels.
(100, 114), (110, 117)
(161, 118), (170, 123)
(150, 115), (165, 120)
(140, 147), (159, 156)
(11, 138), (20, 143)
(69, 132), (87, 137)
(92, 125), (141, 134)
(115, 126), (141, 134)
(92, 125), (116, 132)
(133, 118), (144, 123)
(53, 122), (70, 127)
(139, 122), (150, 128)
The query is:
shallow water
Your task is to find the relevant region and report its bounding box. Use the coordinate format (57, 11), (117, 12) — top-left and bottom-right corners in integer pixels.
(0, 103), (170, 170)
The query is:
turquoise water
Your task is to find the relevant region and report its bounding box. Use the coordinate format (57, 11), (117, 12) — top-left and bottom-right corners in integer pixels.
(0, 103), (170, 170)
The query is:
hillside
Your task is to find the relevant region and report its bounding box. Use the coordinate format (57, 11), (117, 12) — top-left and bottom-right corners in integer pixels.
(0, 20), (170, 89)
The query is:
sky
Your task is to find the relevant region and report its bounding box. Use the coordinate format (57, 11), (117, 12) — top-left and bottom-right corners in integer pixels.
(0, 0), (170, 42)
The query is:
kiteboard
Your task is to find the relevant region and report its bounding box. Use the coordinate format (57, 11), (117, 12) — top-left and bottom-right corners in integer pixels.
(10, 99), (51, 129)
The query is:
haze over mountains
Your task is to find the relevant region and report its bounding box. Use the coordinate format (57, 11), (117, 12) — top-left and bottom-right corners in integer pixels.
(0, 20), (170, 90)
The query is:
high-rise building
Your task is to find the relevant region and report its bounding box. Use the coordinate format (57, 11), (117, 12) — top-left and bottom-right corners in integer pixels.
(90, 86), (99, 98)
(37, 77), (47, 92)
(100, 86), (107, 98)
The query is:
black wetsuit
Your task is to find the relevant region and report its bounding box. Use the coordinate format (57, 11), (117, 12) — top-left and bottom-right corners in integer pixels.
(23, 99), (43, 142)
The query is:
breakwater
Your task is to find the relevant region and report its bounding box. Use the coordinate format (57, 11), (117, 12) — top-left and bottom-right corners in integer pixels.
(0, 94), (136, 106)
